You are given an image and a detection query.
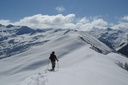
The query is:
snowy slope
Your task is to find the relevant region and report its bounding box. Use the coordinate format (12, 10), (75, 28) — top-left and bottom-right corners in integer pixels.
(1, 25), (127, 58)
(0, 28), (128, 85)
(89, 28), (128, 50)
(79, 31), (112, 54)
(1, 46), (128, 85)
(0, 25), (45, 59)
(0, 24), (112, 59)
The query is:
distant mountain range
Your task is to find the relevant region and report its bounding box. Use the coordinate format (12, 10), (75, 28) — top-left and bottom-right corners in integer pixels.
(0, 24), (128, 58)
(88, 27), (128, 57)
(89, 28), (127, 49)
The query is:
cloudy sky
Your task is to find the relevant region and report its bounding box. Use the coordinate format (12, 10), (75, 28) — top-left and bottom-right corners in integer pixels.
(0, 0), (128, 31)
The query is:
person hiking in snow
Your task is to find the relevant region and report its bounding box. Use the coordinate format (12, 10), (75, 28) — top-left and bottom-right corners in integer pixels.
(49, 51), (59, 71)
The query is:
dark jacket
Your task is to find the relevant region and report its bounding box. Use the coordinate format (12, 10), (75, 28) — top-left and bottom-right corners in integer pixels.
(49, 53), (58, 62)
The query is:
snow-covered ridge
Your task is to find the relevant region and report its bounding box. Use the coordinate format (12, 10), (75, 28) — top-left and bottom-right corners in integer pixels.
(79, 31), (112, 54)
(0, 24), (128, 85)
(0, 25), (112, 59)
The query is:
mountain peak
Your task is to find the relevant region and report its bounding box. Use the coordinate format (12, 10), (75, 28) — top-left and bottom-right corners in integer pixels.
(16, 26), (35, 35)
(106, 27), (112, 31)
(6, 24), (15, 28)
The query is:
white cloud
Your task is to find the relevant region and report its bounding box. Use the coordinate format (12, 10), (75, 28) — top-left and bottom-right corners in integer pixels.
(0, 20), (12, 25)
(121, 16), (128, 21)
(112, 22), (128, 30)
(14, 14), (75, 29)
(78, 17), (89, 24)
(13, 14), (108, 31)
(76, 17), (108, 31)
(111, 15), (128, 30)
(55, 6), (65, 12)
(1, 14), (128, 31)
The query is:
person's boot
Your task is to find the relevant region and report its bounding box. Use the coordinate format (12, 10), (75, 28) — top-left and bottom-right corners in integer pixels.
(51, 66), (55, 71)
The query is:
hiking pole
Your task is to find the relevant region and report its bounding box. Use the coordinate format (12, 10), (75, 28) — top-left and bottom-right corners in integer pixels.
(57, 61), (59, 71)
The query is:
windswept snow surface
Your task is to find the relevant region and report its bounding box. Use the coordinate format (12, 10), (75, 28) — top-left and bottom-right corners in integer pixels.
(0, 30), (128, 85)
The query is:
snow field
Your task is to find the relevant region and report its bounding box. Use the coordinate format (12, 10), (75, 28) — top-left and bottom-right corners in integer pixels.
(0, 30), (128, 85)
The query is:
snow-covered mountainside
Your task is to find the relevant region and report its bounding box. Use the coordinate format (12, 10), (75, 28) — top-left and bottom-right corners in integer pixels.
(0, 24), (128, 85)
(0, 25), (48, 59)
(89, 28), (128, 50)
(0, 25), (111, 59)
